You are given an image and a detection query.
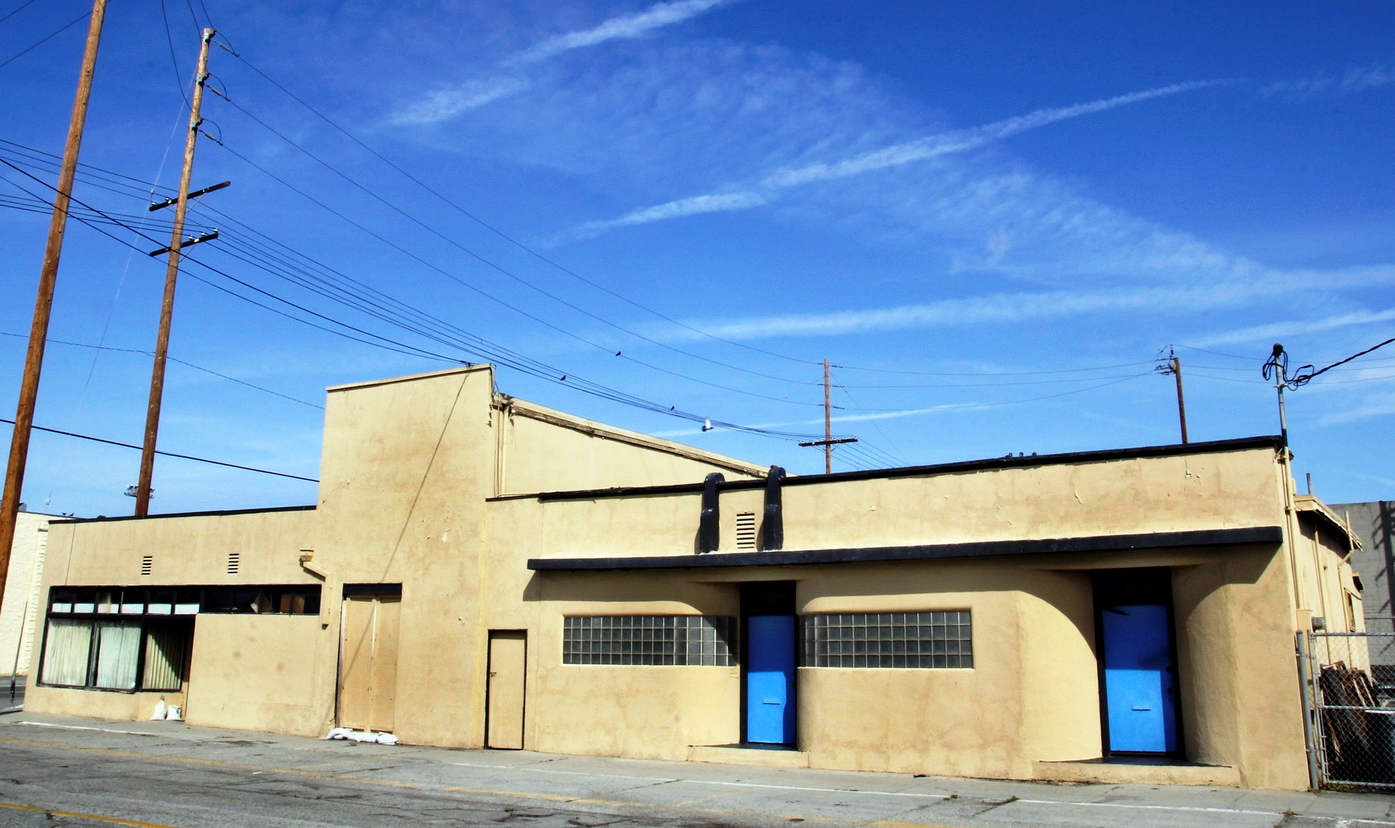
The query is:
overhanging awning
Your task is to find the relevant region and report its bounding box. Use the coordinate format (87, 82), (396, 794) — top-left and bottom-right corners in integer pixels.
(527, 526), (1284, 572)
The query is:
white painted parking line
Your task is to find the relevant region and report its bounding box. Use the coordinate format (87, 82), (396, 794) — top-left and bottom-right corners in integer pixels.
(17, 721), (159, 737)
(1016, 798), (1395, 825)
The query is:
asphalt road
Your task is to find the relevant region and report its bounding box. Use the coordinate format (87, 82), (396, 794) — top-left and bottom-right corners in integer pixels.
(0, 714), (1392, 827)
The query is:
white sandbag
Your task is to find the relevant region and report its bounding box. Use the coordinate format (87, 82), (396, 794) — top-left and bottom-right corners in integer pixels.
(149, 698), (167, 721)
(324, 727), (353, 741)
(375, 733), (398, 746)
(164, 705), (182, 721)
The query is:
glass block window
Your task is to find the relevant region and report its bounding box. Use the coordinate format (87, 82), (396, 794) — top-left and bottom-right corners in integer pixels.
(563, 616), (737, 666)
(800, 611), (973, 669)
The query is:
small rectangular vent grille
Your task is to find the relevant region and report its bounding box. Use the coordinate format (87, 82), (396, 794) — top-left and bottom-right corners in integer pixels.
(735, 512), (757, 550)
(140, 555), (153, 577)
(226, 552), (240, 575)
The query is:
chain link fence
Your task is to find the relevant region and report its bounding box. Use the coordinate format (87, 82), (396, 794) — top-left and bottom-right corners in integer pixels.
(1308, 620), (1395, 789)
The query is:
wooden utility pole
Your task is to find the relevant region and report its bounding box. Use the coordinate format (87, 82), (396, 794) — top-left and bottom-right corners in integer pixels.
(0, 0), (108, 614)
(823, 359), (831, 473)
(1157, 348), (1189, 444)
(798, 359), (857, 473)
(135, 28), (215, 516)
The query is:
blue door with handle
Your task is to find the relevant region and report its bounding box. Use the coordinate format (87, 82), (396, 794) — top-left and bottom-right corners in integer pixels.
(746, 615), (795, 745)
(1102, 604), (1178, 754)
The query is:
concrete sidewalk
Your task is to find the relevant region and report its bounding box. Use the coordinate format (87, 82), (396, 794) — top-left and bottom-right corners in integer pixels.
(0, 712), (1392, 827)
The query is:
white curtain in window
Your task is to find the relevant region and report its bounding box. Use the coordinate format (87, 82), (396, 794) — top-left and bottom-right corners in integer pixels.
(141, 626), (185, 691)
(94, 622), (140, 690)
(40, 619), (91, 686)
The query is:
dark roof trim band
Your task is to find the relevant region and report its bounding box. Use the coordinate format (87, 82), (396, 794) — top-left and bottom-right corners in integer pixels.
(528, 525), (1284, 572)
(524, 436), (1283, 503)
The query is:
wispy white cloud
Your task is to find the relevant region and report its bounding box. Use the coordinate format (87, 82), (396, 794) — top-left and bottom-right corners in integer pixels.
(509, 0), (735, 65)
(763, 81), (1224, 188)
(1187, 306), (1395, 348)
(1323, 391), (1395, 425)
(660, 283), (1279, 343)
(390, 0), (737, 125)
(639, 268), (1395, 344)
(571, 80), (1223, 236)
(577, 191), (769, 234)
(389, 77), (530, 126)
(1262, 61), (1395, 99)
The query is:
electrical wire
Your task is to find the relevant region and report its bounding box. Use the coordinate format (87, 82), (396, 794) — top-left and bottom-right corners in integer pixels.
(0, 416), (317, 482)
(1289, 337), (1395, 387)
(0, 138), (1278, 392)
(0, 0), (39, 27)
(220, 45), (820, 368)
(840, 372), (1149, 389)
(0, 10), (88, 71)
(199, 132), (821, 408)
(159, 0), (191, 107)
(201, 101), (816, 389)
(0, 159), (823, 442)
(0, 163), (468, 364)
(0, 331), (324, 410)
(832, 360), (1156, 378)
(826, 371), (1155, 415)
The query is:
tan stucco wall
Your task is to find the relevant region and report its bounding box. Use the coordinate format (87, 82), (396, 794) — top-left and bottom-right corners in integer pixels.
(25, 507), (320, 720)
(31, 687), (178, 722)
(39, 508), (318, 587)
(185, 614), (331, 736)
(0, 511), (52, 676)
(1169, 545), (1309, 789)
(20, 361), (1333, 791)
(533, 449), (1286, 564)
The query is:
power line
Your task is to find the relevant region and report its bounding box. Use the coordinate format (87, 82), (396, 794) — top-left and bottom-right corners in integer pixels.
(0, 416), (317, 482)
(0, 158), (822, 442)
(158, 0), (191, 107)
(1287, 336), (1395, 387)
(0, 161), (470, 364)
(1, 138), (1239, 391)
(0, 10), (88, 71)
(221, 46), (819, 368)
(839, 371), (1149, 389)
(204, 91), (822, 389)
(0, 331), (324, 410)
(831, 371), (1155, 415)
(0, 0), (39, 26)
(832, 360), (1156, 378)
(199, 132), (821, 408)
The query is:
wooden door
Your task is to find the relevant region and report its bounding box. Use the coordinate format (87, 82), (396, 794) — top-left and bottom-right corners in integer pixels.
(339, 595), (400, 732)
(486, 631), (526, 749)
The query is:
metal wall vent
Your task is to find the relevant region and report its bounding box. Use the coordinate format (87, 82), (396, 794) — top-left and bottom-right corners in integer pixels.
(736, 512), (757, 550)
(140, 555), (153, 577)
(227, 552), (240, 575)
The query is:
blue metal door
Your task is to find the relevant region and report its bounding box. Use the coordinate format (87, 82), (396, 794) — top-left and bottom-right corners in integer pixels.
(746, 615), (795, 745)
(1102, 604), (1177, 753)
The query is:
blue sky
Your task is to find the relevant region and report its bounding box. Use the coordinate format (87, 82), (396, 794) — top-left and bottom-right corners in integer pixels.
(1, 0), (1394, 517)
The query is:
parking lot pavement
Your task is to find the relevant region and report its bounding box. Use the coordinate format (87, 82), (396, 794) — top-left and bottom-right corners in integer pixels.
(0, 713), (1391, 827)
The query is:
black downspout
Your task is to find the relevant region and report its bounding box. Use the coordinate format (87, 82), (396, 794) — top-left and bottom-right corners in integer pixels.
(763, 466), (785, 551)
(698, 473), (724, 554)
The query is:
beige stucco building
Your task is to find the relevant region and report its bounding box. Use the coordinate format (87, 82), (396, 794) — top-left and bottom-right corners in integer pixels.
(0, 510), (54, 680)
(25, 365), (1363, 790)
